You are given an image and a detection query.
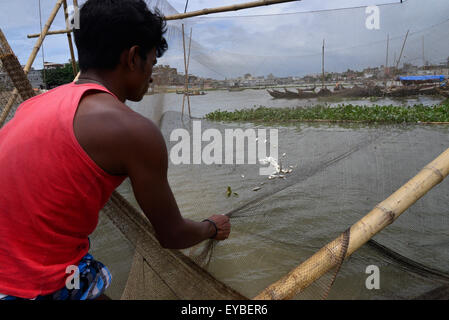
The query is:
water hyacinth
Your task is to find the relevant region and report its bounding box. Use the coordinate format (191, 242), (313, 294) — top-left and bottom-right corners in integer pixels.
(205, 100), (449, 124)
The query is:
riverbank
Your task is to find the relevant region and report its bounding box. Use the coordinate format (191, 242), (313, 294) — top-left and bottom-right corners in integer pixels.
(205, 100), (449, 124)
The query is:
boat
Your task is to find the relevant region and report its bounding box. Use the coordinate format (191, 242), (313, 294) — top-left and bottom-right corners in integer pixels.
(380, 75), (446, 97)
(176, 90), (207, 96)
(266, 88), (298, 99)
(316, 87), (332, 97)
(186, 90), (207, 96)
(399, 75), (445, 86)
(266, 88), (286, 98)
(296, 88), (317, 99)
(283, 88), (300, 99)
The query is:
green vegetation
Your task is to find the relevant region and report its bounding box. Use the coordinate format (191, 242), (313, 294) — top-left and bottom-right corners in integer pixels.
(205, 101), (449, 124)
(44, 62), (78, 88)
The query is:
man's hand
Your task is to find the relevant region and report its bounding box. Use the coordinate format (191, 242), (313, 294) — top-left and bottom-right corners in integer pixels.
(206, 215), (231, 240)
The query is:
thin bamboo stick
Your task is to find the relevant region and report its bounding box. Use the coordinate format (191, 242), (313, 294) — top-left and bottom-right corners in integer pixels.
(254, 147), (449, 300)
(63, 0), (77, 76)
(0, 0), (64, 126)
(186, 28), (192, 118)
(27, 0), (301, 38)
(27, 29), (71, 39)
(181, 24), (186, 117)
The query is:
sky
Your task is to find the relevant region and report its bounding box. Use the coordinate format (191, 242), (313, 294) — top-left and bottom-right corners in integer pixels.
(1, 0), (448, 79)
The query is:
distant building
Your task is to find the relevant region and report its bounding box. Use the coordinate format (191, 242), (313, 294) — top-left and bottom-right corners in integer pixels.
(152, 65), (184, 86)
(44, 61), (64, 70)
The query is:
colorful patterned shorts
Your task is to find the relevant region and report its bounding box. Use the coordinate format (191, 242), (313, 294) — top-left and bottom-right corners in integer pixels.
(0, 253), (111, 300)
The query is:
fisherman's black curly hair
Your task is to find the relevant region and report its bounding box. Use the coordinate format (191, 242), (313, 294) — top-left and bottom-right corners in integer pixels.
(74, 0), (168, 71)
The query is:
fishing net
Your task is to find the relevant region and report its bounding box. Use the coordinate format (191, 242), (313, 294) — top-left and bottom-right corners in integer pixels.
(92, 0), (448, 300)
(0, 29), (32, 127)
(2, 0), (449, 300)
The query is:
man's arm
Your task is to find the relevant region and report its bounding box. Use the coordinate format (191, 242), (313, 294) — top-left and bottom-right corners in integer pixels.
(119, 114), (230, 249)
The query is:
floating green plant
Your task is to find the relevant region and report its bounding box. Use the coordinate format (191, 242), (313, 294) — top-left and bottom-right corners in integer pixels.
(205, 101), (449, 124)
(226, 186), (238, 198)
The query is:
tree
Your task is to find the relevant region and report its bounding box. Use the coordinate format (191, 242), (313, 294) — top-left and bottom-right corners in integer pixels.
(43, 62), (78, 88)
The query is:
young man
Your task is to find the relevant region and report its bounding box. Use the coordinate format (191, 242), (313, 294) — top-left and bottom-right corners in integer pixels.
(0, 0), (230, 300)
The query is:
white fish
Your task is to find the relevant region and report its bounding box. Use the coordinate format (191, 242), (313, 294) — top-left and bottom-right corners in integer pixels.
(259, 156), (281, 174)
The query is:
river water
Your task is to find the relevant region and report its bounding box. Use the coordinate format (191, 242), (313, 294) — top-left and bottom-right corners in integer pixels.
(90, 90), (449, 300)
(129, 88), (445, 118)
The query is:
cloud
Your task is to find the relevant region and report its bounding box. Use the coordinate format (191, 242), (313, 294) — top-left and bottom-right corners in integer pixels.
(159, 0), (449, 78)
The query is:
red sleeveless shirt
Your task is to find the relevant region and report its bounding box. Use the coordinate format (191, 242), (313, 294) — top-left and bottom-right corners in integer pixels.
(0, 82), (127, 298)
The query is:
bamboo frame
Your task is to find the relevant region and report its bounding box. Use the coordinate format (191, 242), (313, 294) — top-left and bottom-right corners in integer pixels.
(254, 147), (449, 300)
(0, 0), (64, 127)
(27, 0), (302, 38)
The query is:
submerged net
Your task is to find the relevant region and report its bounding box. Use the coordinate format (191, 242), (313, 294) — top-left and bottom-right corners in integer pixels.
(2, 0), (449, 300)
(96, 0), (449, 300)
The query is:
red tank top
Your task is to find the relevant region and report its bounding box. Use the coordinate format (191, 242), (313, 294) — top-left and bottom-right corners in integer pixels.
(0, 82), (127, 298)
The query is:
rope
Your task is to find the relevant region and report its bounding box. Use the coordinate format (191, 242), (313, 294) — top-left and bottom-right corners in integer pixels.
(38, 0), (46, 87)
(321, 228), (351, 300)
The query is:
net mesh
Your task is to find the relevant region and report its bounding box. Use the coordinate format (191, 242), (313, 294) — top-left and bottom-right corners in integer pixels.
(106, 0), (449, 300)
(0, 29), (30, 127)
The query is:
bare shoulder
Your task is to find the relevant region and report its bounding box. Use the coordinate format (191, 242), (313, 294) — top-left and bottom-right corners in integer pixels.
(74, 92), (166, 176)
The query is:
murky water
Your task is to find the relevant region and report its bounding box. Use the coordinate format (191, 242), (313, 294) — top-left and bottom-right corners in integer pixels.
(90, 91), (449, 300)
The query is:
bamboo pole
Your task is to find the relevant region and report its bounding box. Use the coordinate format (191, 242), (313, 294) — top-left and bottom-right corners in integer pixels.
(321, 39), (325, 89)
(0, 0), (64, 126)
(254, 147), (449, 300)
(181, 24), (186, 117)
(27, 0), (301, 38)
(63, 0), (77, 76)
(27, 29), (71, 39)
(385, 34), (389, 76)
(186, 28), (192, 118)
(165, 0), (301, 20)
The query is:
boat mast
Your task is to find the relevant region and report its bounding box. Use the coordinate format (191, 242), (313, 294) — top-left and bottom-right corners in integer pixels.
(396, 29), (409, 70)
(422, 36), (425, 67)
(322, 39), (325, 89)
(385, 33), (389, 76)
